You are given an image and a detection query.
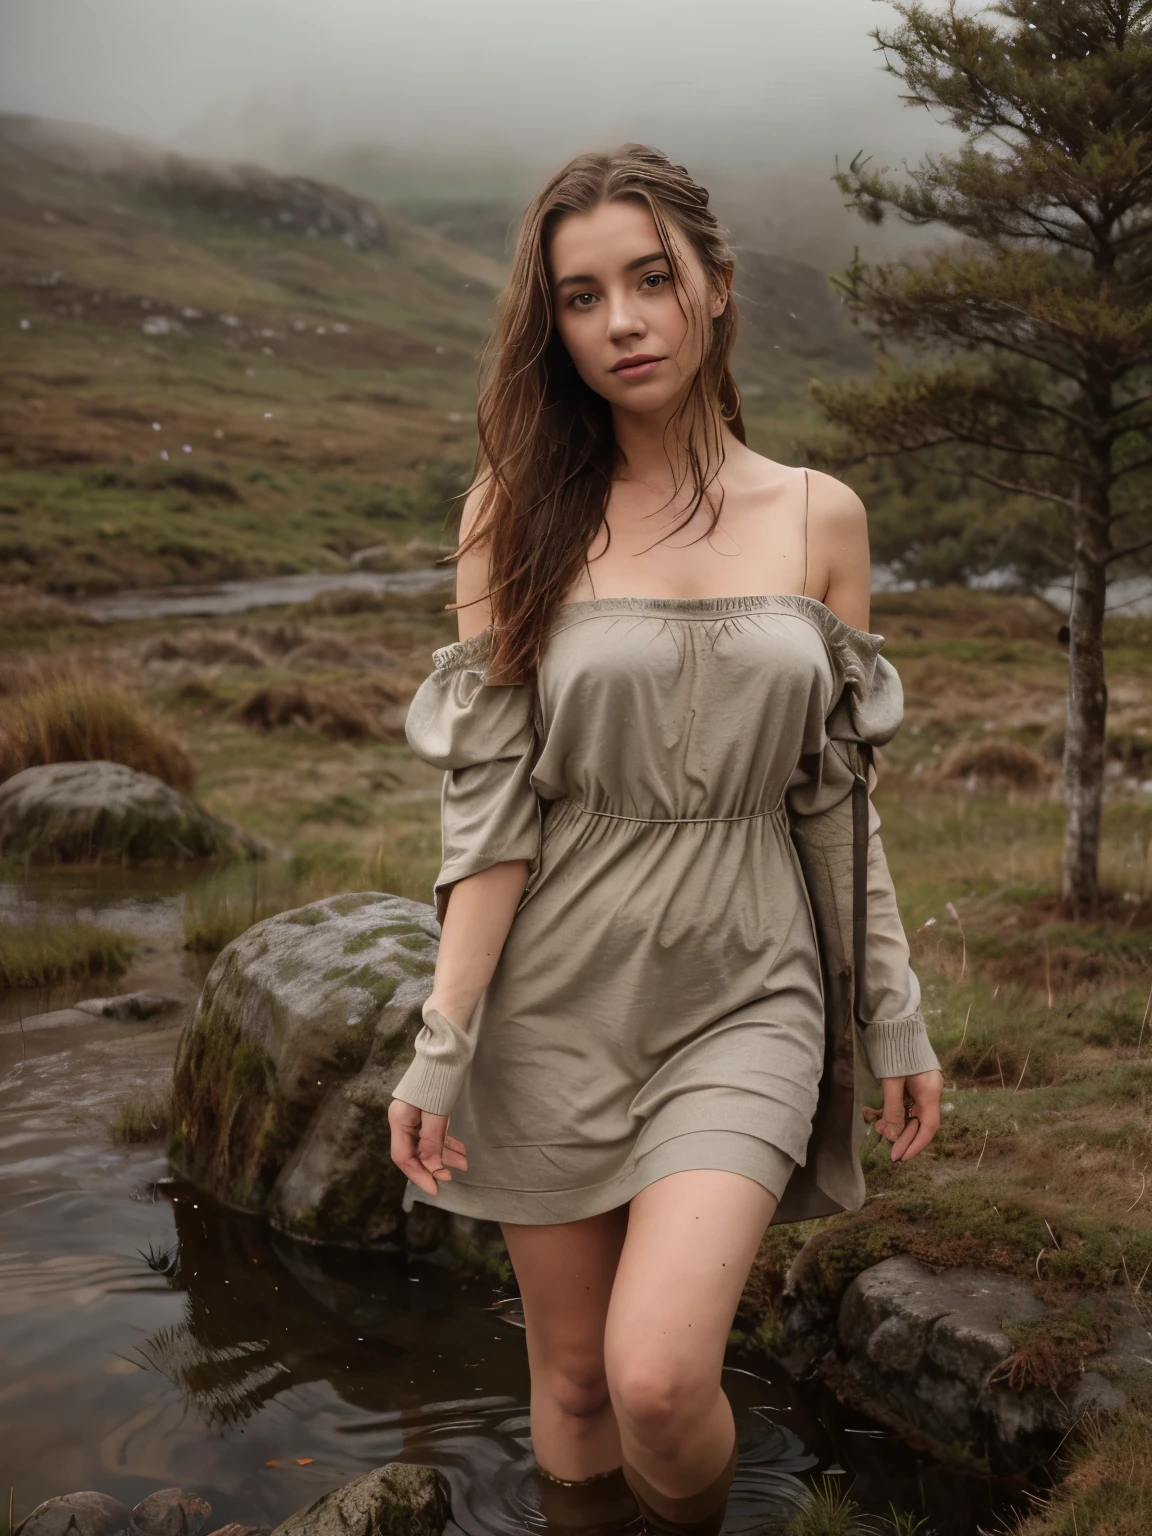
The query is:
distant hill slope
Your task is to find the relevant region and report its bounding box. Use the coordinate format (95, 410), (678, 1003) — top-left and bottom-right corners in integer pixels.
(0, 115), (873, 593)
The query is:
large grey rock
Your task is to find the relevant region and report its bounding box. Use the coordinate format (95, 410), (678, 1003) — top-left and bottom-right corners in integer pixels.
(170, 893), (439, 1246)
(832, 1255), (1128, 1474)
(14, 1491), (131, 1536)
(0, 761), (261, 864)
(270, 1464), (450, 1536)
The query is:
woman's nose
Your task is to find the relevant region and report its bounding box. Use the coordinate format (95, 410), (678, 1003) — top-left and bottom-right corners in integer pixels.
(606, 291), (645, 342)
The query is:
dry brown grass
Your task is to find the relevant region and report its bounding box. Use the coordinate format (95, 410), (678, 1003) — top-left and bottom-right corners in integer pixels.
(231, 677), (405, 741)
(0, 585), (100, 633)
(0, 676), (194, 789)
(936, 737), (1050, 792)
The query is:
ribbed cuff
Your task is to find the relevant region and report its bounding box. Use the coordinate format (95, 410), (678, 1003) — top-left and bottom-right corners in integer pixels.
(391, 1005), (475, 1118)
(862, 1012), (940, 1080)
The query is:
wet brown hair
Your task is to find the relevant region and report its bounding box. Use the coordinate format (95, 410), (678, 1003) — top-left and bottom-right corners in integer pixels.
(460, 142), (745, 684)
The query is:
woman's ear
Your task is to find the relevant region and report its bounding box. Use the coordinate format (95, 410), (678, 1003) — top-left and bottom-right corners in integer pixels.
(711, 259), (735, 319)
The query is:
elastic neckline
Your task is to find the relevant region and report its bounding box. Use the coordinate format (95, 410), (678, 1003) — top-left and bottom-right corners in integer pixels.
(555, 591), (883, 645)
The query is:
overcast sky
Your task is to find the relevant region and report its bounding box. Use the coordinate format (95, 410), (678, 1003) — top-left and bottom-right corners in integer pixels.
(0, 0), (959, 175)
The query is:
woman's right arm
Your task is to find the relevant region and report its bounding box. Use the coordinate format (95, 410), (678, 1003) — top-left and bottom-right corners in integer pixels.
(389, 485), (535, 1197)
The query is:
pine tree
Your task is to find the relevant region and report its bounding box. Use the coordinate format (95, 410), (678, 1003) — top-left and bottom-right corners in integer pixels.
(815, 0), (1152, 915)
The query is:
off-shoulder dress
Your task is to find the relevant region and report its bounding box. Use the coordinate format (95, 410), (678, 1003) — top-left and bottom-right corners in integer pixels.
(393, 594), (939, 1226)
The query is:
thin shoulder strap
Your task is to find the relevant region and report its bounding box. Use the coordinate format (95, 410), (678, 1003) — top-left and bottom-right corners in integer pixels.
(801, 467), (810, 599)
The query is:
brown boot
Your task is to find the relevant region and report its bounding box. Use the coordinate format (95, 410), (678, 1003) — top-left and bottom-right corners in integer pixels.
(621, 1438), (738, 1536)
(538, 1464), (643, 1534)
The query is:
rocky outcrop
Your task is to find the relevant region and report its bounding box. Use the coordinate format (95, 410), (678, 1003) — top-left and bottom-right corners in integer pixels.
(269, 1465), (450, 1536)
(0, 761), (262, 863)
(782, 1252), (1142, 1475)
(170, 893), (440, 1247)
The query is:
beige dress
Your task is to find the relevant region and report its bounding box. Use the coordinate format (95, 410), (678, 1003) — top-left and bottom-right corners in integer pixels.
(394, 595), (939, 1226)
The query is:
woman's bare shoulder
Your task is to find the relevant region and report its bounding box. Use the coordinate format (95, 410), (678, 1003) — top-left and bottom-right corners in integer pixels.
(454, 480), (494, 641)
(804, 469), (871, 629)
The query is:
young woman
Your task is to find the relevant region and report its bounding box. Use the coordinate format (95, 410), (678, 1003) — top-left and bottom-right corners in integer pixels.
(388, 145), (943, 1536)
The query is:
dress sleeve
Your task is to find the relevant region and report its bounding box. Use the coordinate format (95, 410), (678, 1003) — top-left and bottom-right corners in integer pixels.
(391, 630), (542, 1119)
(403, 628), (542, 923)
(785, 621), (940, 1083)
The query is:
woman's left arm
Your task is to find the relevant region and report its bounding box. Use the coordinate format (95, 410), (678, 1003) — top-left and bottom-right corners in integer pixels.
(807, 471), (944, 1164)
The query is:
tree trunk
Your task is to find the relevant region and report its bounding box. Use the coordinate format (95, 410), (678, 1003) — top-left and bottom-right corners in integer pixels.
(1061, 506), (1110, 918)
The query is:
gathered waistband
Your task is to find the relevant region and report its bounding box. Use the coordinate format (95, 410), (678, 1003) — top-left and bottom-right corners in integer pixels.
(553, 799), (788, 828)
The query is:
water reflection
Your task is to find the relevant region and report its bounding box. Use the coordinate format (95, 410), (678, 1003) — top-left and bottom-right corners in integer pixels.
(126, 1191), (817, 1533)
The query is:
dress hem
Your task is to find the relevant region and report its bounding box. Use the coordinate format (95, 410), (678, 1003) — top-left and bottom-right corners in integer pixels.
(401, 1129), (797, 1226)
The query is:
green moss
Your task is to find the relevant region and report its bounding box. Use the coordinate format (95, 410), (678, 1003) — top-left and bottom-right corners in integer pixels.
(393, 952), (436, 979)
(283, 907), (329, 927)
(327, 893), (387, 916)
(343, 965), (398, 1008)
(323, 964), (355, 981)
(396, 932), (434, 951)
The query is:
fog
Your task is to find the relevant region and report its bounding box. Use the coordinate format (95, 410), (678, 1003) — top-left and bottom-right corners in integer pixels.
(1, 0), (958, 175)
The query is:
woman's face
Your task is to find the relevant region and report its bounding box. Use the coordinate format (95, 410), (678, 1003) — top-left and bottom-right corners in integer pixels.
(548, 198), (726, 417)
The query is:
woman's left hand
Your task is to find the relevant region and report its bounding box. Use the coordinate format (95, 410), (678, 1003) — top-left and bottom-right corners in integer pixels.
(864, 1069), (943, 1161)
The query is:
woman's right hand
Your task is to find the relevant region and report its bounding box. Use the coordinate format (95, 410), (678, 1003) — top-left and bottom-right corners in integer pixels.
(388, 1098), (469, 1197)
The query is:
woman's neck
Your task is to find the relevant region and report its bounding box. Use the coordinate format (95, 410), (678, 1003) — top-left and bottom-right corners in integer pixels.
(610, 402), (742, 496)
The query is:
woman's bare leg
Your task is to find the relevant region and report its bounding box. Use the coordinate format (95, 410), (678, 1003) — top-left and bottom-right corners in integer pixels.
(604, 1170), (777, 1498)
(502, 1205), (630, 1480)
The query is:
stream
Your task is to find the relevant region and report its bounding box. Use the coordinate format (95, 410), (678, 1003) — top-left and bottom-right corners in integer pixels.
(0, 872), (1025, 1534)
(80, 568), (452, 623)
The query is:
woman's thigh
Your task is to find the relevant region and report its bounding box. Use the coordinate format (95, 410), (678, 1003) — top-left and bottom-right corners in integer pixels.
(502, 1206), (630, 1395)
(603, 1171), (777, 1405)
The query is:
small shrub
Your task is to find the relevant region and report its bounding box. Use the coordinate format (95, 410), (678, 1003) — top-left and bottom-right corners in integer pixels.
(0, 678), (193, 790)
(0, 920), (134, 988)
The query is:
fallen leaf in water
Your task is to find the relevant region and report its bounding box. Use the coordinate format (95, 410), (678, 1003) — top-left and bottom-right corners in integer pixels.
(296, 1458), (314, 1466)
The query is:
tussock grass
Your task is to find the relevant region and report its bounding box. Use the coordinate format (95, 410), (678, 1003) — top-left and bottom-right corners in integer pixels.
(0, 677), (193, 790)
(182, 831), (439, 952)
(786, 1478), (873, 1536)
(936, 737), (1049, 792)
(111, 1086), (173, 1143)
(0, 919), (134, 988)
(1010, 1408), (1152, 1536)
(232, 679), (404, 741)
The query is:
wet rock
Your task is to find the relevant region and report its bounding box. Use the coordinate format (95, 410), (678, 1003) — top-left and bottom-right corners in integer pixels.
(76, 993), (188, 1020)
(170, 893), (439, 1246)
(0, 761), (263, 864)
(204, 1527), (267, 1536)
(269, 1464), (450, 1536)
(129, 1489), (212, 1536)
(826, 1254), (1126, 1474)
(14, 1491), (131, 1535)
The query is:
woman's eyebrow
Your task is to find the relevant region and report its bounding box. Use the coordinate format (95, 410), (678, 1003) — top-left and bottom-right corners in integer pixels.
(554, 250), (670, 290)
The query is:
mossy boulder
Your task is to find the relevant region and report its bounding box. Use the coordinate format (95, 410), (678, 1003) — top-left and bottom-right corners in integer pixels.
(270, 1464), (450, 1536)
(0, 760), (262, 863)
(170, 892), (440, 1246)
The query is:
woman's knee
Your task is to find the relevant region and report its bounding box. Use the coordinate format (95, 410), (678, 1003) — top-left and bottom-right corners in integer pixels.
(540, 1353), (613, 1423)
(607, 1356), (711, 1451)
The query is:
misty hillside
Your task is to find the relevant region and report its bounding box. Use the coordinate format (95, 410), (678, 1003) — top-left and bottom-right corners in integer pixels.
(0, 115), (873, 593)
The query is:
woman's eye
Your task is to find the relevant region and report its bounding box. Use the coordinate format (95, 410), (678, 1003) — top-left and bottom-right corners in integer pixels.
(642, 272), (670, 290)
(570, 292), (597, 308)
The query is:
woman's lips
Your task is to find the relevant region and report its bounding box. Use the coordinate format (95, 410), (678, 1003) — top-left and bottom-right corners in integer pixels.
(611, 356), (664, 380)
